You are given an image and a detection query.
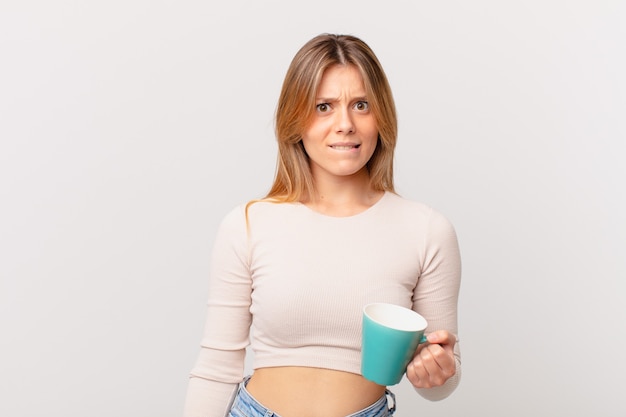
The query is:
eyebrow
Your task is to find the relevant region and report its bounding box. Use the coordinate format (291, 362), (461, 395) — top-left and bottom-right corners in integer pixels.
(315, 96), (369, 102)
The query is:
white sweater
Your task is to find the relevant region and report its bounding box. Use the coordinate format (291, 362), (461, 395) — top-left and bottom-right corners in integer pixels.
(184, 192), (462, 417)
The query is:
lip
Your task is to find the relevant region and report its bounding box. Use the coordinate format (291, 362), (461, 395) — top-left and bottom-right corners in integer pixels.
(329, 142), (361, 150)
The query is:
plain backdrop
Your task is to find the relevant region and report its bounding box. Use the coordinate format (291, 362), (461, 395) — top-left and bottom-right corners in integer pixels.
(1, 1), (624, 416)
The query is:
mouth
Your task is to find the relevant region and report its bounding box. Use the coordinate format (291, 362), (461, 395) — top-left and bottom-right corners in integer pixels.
(330, 144), (361, 150)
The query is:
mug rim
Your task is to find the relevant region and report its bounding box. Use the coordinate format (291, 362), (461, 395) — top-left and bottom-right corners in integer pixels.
(363, 302), (428, 332)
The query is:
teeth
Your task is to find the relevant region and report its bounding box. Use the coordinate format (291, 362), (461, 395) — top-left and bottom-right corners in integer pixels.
(331, 145), (358, 150)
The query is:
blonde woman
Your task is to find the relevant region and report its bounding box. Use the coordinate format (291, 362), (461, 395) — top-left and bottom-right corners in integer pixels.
(184, 33), (461, 417)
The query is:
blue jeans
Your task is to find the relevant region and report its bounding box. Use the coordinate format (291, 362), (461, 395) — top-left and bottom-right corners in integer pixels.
(228, 376), (396, 417)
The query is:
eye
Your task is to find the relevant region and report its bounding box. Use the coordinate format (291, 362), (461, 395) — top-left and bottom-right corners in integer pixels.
(316, 103), (331, 113)
(354, 101), (369, 111)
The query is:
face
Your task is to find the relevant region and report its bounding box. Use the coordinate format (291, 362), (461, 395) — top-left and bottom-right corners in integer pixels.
(301, 64), (379, 182)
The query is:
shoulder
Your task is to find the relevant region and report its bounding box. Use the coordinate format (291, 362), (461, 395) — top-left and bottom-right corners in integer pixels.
(218, 199), (301, 231)
(211, 204), (248, 247)
(383, 192), (433, 215)
(384, 193), (457, 238)
(384, 192), (451, 222)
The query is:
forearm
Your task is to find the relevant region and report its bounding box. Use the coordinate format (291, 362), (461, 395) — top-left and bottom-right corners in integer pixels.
(184, 206), (251, 417)
(183, 375), (238, 417)
(411, 208), (462, 400)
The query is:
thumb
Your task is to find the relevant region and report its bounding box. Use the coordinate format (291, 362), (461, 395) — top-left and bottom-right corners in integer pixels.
(426, 330), (456, 347)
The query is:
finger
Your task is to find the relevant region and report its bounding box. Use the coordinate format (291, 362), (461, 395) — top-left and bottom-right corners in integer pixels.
(405, 362), (419, 386)
(427, 343), (454, 366)
(420, 345), (441, 382)
(426, 330), (456, 346)
(407, 357), (432, 388)
(424, 344), (457, 381)
(413, 341), (428, 357)
(420, 345), (456, 386)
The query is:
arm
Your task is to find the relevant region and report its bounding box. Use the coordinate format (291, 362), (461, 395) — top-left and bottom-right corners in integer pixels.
(183, 206), (252, 417)
(409, 208), (462, 400)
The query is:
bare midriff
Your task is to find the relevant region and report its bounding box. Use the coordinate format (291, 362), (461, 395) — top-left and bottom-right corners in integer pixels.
(245, 367), (386, 417)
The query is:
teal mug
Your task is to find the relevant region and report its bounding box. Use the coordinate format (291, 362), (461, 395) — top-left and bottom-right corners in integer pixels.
(361, 303), (428, 386)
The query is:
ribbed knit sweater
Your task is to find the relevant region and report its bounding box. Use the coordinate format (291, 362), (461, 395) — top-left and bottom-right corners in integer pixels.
(184, 192), (462, 417)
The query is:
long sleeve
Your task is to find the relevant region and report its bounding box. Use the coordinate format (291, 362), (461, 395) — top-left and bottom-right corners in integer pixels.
(183, 193), (463, 413)
(183, 377), (238, 417)
(412, 208), (462, 401)
(184, 206), (252, 417)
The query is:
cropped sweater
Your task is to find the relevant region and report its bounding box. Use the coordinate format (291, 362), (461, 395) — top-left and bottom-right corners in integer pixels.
(183, 192), (462, 417)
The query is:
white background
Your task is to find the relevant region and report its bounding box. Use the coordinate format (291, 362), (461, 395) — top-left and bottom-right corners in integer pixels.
(1, 1), (624, 416)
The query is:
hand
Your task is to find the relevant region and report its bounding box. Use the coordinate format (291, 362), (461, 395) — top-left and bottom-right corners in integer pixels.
(406, 330), (457, 389)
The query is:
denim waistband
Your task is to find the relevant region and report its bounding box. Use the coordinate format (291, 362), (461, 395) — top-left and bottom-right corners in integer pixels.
(228, 376), (396, 417)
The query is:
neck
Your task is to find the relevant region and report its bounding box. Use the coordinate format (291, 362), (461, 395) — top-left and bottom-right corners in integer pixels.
(302, 168), (384, 216)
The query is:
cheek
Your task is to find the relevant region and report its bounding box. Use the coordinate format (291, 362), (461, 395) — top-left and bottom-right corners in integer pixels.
(300, 133), (320, 158)
(363, 132), (380, 161)
(360, 117), (378, 138)
(301, 121), (325, 143)
(364, 125), (380, 148)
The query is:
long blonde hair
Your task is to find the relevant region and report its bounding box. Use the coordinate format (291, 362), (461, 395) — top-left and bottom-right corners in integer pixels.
(266, 33), (398, 202)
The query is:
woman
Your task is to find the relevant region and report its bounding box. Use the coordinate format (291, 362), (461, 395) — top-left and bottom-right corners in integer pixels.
(184, 33), (461, 417)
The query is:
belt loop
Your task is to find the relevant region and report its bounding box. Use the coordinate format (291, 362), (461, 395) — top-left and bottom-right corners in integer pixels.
(385, 389), (396, 415)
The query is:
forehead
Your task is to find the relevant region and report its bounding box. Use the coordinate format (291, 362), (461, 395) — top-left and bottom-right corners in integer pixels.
(317, 64), (366, 96)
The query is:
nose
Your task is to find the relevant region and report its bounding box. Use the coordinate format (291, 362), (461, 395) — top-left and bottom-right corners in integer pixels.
(335, 107), (355, 134)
